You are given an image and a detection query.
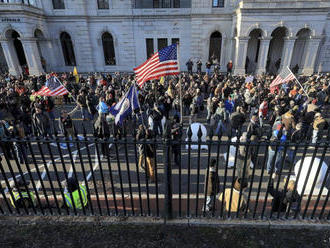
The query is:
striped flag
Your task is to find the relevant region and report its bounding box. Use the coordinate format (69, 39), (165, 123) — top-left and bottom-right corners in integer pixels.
(270, 67), (295, 90)
(134, 44), (179, 88)
(34, 76), (69, 96)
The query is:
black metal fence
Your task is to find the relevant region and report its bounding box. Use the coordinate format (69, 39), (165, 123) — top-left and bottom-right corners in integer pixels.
(0, 126), (329, 221)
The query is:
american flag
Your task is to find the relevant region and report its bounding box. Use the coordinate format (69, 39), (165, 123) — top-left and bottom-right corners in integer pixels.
(34, 76), (69, 96)
(134, 44), (179, 88)
(270, 67), (295, 89)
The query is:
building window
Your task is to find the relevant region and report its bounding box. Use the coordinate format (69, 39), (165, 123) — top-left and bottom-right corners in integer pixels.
(1, 0), (37, 5)
(152, 0), (181, 8)
(158, 38), (167, 51)
(212, 0), (224, 7)
(60, 32), (76, 66)
(102, 32), (116, 65)
(146, 38), (154, 59)
(52, 0), (65, 9)
(162, 0), (170, 8)
(153, 0), (160, 8)
(97, 0), (109, 9)
(171, 38), (179, 45)
(173, 0), (180, 8)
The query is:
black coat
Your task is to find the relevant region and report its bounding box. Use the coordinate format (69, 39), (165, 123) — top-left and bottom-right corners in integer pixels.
(268, 182), (300, 212)
(230, 112), (245, 130)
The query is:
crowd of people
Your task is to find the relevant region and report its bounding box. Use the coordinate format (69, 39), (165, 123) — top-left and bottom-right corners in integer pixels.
(0, 62), (329, 213)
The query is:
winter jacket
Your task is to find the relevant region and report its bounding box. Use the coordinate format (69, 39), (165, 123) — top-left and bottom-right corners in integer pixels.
(230, 111), (245, 130)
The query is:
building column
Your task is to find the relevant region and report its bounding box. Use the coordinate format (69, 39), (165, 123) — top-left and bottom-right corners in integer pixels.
(280, 36), (296, 72)
(0, 39), (22, 76)
(301, 36), (322, 75)
(220, 37), (226, 72)
(255, 37), (271, 75)
(233, 36), (249, 75)
(20, 37), (44, 76)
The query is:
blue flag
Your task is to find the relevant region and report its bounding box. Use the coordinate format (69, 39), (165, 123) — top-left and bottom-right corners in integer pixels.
(109, 85), (140, 125)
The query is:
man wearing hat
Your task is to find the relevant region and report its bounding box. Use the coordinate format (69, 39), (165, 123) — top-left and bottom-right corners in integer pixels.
(58, 110), (74, 139)
(32, 104), (52, 138)
(8, 178), (36, 209)
(312, 112), (327, 143)
(203, 159), (220, 212)
(214, 101), (227, 136)
(219, 177), (248, 213)
(267, 177), (300, 213)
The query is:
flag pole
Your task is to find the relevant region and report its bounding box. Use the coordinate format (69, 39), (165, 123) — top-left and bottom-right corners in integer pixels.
(286, 66), (309, 97)
(54, 75), (80, 115)
(55, 75), (78, 104)
(177, 42), (183, 124)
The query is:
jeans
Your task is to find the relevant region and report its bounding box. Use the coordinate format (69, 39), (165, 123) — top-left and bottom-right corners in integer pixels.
(215, 120), (226, 136)
(266, 148), (284, 174)
(286, 148), (295, 164)
(312, 129), (320, 143)
(81, 107), (90, 120)
(43, 127), (53, 139)
(153, 120), (163, 136)
(172, 145), (181, 167)
(259, 116), (264, 127)
(183, 105), (190, 116)
(202, 195), (215, 212)
(14, 143), (28, 164)
(48, 111), (55, 121)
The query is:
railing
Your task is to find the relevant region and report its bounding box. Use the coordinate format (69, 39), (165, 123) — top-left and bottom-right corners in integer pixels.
(0, 125), (329, 221)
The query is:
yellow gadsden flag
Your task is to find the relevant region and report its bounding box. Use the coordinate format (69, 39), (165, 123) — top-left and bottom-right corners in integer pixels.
(159, 76), (165, 85)
(73, 66), (79, 83)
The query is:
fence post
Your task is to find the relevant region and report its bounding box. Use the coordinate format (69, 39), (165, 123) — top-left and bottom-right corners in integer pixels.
(163, 120), (173, 220)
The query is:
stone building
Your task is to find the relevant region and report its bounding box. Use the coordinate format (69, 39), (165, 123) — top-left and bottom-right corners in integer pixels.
(0, 0), (329, 76)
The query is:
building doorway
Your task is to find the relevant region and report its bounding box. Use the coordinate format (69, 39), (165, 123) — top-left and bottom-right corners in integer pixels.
(266, 27), (288, 75)
(246, 29), (262, 74)
(209, 31), (222, 64)
(12, 31), (27, 68)
(290, 28), (311, 74)
(35, 29), (46, 72)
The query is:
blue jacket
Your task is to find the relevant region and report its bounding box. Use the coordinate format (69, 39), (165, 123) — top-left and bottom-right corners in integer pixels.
(97, 101), (109, 114)
(225, 99), (235, 114)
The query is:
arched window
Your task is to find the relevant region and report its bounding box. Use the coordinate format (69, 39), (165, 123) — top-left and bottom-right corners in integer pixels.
(209, 31), (222, 63)
(102, 32), (116, 65)
(60, 32), (76, 66)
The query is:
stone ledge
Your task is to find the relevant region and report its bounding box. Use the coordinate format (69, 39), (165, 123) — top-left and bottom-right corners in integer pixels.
(0, 216), (329, 229)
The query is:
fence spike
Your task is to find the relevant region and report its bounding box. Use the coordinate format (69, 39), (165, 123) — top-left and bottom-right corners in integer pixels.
(197, 125), (203, 141)
(187, 126), (192, 141)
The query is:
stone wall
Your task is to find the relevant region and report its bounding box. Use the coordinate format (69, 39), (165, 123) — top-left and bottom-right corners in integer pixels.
(316, 17), (330, 73)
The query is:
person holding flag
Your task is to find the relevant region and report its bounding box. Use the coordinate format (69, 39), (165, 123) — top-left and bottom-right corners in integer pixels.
(270, 66), (308, 97)
(109, 84), (140, 126)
